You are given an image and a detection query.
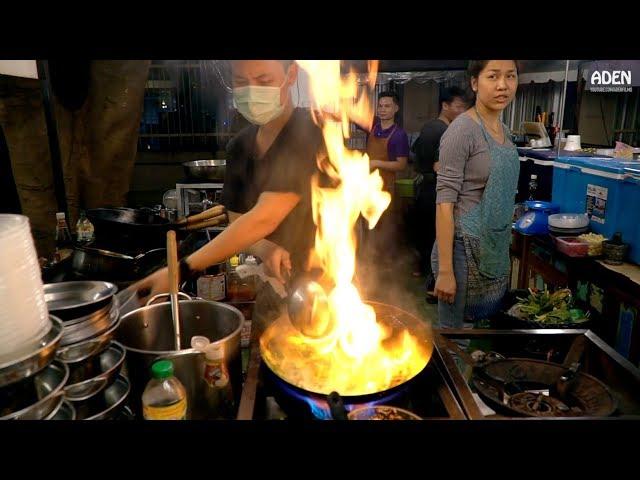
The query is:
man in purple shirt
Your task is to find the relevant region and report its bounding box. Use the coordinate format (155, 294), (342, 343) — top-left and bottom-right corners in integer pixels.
(367, 91), (410, 191)
(360, 91), (409, 293)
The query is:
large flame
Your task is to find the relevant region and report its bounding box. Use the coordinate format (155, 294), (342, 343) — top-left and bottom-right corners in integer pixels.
(260, 60), (431, 396)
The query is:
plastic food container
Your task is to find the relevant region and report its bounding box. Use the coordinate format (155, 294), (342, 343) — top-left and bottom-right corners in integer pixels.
(554, 236), (590, 257)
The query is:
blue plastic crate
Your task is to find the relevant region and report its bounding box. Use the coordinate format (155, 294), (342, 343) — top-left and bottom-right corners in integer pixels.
(552, 156), (640, 264)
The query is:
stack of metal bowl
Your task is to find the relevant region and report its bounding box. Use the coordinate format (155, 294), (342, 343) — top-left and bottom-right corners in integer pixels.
(44, 281), (131, 420)
(0, 315), (68, 420)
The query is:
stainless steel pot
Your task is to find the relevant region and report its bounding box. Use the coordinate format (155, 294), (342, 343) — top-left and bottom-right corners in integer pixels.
(116, 294), (243, 419)
(182, 159), (226, 181)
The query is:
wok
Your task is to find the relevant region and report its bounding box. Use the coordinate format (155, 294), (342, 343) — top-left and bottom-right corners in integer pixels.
(71, 245), (167, 281)
(260, 301), (433, 406)
(87, 206), (227, 249)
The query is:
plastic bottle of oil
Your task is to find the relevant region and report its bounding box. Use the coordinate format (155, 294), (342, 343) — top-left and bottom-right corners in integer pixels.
(142, 360), (187, 420)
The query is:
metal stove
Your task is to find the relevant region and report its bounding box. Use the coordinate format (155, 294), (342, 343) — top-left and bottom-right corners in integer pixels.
(435, 329), (640, 420)
(237, 326), (467, 420)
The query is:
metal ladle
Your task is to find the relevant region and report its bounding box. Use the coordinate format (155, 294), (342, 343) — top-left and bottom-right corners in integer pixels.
(286, 270), (333, 339)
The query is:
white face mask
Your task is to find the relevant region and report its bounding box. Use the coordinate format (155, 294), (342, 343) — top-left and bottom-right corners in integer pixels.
(232, 77), (288, 125)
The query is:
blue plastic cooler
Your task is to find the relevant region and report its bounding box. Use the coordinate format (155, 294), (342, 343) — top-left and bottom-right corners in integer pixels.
(552, 156), (640, 264)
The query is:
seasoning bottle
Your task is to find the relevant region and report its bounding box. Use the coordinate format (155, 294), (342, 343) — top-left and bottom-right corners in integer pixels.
(226, 255), (241, 301)
(142, 360), (188, 420)
(75, 210), (94, 245)
(54, 212), (74, 263)
(191, 336), (233, 418)
(196, 262), (226, 301)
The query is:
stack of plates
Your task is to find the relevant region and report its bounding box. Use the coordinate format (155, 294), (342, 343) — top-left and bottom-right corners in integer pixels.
(548, 213), (590, 235)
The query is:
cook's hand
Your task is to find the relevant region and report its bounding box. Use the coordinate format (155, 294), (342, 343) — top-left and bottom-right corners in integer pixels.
(434, 271), (456, 304)
(132, 266), (169, 306)
(433, 161), (440, 173)
(369, 159), (382, 170)
(262, 244), (291, 284)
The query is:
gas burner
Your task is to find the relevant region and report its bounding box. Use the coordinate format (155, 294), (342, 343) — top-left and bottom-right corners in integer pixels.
(238, 342), (468, 420)
(269, 368), (408, 420)
(508, 392), (579, 417)
(471, 357), (618, 418)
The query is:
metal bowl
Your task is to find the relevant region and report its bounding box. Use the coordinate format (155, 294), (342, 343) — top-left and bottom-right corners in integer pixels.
(60, 301), (119, 347)
(72, 375), (131, 420)
(0, 316), (64, 388)
(61, 300), (112, 327)
(45, 281), (117, 320)
(0, 361), (69, 420)
(183, 159), (226, 181)
(56, 317), (121, 364)
(63, 342), (126, 401)
(46, 399), (76, 420)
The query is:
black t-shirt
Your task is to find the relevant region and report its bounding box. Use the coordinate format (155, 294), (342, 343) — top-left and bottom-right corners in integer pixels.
(412, 118), (448, 174)
(222, 108), (326, 272)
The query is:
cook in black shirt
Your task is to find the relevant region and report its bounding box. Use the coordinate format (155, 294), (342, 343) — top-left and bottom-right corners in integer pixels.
(136, 61), (326, 328)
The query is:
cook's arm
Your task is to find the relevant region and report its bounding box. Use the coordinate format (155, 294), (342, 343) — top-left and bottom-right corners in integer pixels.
(221, 210), (287, 266)
(370, 156), (408, 172)
(185, 191), (300, 272)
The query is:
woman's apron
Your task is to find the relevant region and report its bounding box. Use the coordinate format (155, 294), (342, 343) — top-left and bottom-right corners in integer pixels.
(458, 110), (520, 320)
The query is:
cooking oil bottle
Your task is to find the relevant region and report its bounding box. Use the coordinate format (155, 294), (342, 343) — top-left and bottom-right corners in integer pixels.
(142, 360), (187, 420)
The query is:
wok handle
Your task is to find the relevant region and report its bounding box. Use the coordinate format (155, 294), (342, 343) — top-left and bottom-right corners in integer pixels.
(178, 204), (226, 226)
(181, 213), (228, 231)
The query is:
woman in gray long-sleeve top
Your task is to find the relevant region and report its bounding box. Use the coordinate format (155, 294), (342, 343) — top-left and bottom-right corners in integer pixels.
(431, 60), (520, 328)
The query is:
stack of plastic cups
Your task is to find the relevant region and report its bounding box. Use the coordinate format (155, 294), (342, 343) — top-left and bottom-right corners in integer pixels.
(0, 215), (51, 361)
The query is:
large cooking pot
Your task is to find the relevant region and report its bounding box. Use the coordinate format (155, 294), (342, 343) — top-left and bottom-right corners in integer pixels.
(259, 301), (433, 417)
(183, 159), (226, 181)
(116, 294), (243, 419)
